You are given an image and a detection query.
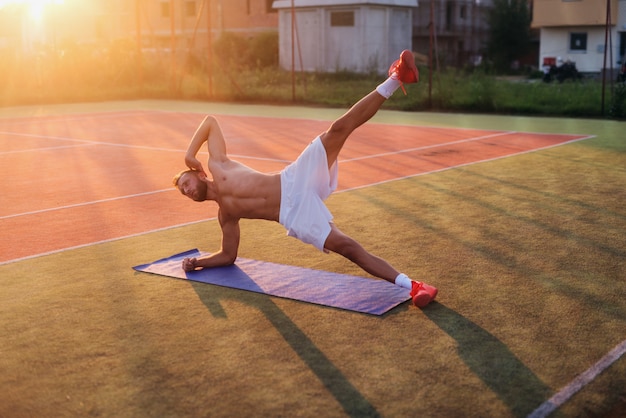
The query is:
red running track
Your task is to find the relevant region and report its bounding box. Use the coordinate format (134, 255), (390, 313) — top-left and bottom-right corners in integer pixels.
(0, 111), (589, 263)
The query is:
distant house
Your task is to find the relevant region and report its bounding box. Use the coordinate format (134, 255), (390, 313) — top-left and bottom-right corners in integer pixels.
(412, 0), (494, 68)
(532, 0), (625, 73)
(272, 0), (416, 74)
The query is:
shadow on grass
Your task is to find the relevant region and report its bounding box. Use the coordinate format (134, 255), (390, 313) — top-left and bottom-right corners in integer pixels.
(424, 303), (551, 418)
(190, 281), (381, 418)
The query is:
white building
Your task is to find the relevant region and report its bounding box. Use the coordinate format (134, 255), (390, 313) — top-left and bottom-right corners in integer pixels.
(532, 0), (625, 73)
(273, 0), (417, 74)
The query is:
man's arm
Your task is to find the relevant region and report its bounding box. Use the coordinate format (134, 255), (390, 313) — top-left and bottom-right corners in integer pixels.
(184, 115), (229, 174)
(182, 210), (240, 271)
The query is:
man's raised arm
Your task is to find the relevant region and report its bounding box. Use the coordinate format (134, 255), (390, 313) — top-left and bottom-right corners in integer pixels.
(184, 115), (229, 174)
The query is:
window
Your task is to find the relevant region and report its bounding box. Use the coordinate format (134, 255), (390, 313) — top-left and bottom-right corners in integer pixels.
(185, 1), (196, 17)
(160, 2), (170, 18)
(569, 33), (587, 52)
(331, 11), (354, 27)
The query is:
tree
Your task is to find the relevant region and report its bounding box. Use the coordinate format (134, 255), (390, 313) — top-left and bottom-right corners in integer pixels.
(486, 0), (531, 72)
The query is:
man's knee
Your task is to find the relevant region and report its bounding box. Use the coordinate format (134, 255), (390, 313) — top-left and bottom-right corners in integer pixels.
(322, 118), (351, 152)
(326, 229), (362, 260)
(327, 117), (351, 138)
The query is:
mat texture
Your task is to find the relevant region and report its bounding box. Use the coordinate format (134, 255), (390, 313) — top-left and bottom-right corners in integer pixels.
(133, 249), (410, 315)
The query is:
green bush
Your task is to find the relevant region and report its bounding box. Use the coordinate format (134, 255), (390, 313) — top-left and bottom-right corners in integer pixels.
(213, 32), (250, 68)
(213, 31), (278, 69)
(248, 31), (279, 69)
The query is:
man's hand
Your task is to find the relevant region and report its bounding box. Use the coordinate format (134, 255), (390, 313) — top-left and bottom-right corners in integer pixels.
(184, 155), (207, 178)
(182, 257), (197, 272)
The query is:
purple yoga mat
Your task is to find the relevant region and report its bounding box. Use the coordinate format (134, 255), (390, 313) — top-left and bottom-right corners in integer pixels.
(133, 249), (410, 315)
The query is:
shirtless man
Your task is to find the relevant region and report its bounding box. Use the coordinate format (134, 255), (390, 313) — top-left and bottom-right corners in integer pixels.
(173, 50), (438, 308)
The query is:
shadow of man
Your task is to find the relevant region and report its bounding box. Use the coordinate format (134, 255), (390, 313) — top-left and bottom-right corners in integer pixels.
(190, 268), (381, 418)
(424, 303), (552, 418)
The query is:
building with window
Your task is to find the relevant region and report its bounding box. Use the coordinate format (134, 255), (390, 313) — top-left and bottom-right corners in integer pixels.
(273, 0), (416, 73)
(532, 0), (624, 73)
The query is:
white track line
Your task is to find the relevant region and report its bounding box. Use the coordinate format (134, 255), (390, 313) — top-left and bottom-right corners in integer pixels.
(0, 143), (97, 154)
(0, 130), (292, 160)
(0, 110), (151, 125)
(527, 339), (626, 418)
(343, 131), (515, 162)
(0, 217), (212, 266)
(0, 189), (174, 220)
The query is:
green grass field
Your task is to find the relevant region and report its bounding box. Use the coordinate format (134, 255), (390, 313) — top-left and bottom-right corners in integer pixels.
(0, 101), (625, 417)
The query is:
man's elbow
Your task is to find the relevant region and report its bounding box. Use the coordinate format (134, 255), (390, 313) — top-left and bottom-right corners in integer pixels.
(220, 250), (238, 265)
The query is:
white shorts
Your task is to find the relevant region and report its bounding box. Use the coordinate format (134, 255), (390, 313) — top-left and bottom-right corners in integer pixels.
(279, 136), (338, 251)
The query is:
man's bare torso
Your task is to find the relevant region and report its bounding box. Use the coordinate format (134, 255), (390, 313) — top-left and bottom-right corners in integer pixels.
(208, 157), (281, 222)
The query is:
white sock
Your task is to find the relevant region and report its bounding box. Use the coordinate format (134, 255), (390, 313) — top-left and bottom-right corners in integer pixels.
(376, 77), (401, 99)
(394, 273), (413, 290)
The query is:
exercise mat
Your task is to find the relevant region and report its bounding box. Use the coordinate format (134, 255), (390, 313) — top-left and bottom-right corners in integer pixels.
(133, 249), (410, 315)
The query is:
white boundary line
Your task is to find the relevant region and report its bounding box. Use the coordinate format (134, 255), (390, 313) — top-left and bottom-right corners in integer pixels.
(0, 189), (175, 220)
(527, 339), (626, 418)
(0, 130), (295, 162)
(0, 109), (152, 125)
(341, 131), (515, 162)
(0, 143), (97, 154)
(0, 217), (212, 266)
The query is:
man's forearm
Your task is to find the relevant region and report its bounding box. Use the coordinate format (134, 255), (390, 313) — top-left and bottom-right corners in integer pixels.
(194, 250), (237, 269)
(186, 116), (211, 159)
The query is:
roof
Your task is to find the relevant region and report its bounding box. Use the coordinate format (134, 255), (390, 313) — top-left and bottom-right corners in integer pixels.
(272, 0), (418, 9)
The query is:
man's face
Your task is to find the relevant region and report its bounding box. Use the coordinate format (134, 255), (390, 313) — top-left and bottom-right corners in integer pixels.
(177, 171), (207, 202)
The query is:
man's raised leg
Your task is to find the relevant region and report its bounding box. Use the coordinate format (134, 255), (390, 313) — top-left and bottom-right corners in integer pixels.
(320, 50), (419, 167)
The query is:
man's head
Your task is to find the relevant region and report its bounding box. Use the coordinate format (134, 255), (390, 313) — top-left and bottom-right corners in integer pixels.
(172, 169), (208, 202)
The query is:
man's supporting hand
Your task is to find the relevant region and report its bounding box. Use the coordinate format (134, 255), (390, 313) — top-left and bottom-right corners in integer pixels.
(182, 257), (197, 272)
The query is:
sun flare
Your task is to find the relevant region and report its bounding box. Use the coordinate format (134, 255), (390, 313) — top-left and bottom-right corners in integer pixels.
(0, 0), (64, 22)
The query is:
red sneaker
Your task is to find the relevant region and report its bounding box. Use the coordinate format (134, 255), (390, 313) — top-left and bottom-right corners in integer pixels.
(388, 50), (419, 95)
(410, 281), (438, 308)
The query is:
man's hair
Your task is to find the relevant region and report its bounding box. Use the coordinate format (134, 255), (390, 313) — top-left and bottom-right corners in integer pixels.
(172, 169), (195, 188)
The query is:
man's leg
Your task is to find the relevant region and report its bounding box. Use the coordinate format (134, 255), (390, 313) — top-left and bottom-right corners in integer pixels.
(319, 51), (438, 307)
(320, 91), (387, 168)
(324, 224), (399, 282)
(320, 50), (418, 168)
(324, 224), (438, 308)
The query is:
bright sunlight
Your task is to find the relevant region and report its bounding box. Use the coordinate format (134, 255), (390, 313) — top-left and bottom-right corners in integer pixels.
(0, 0), (64, 22)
